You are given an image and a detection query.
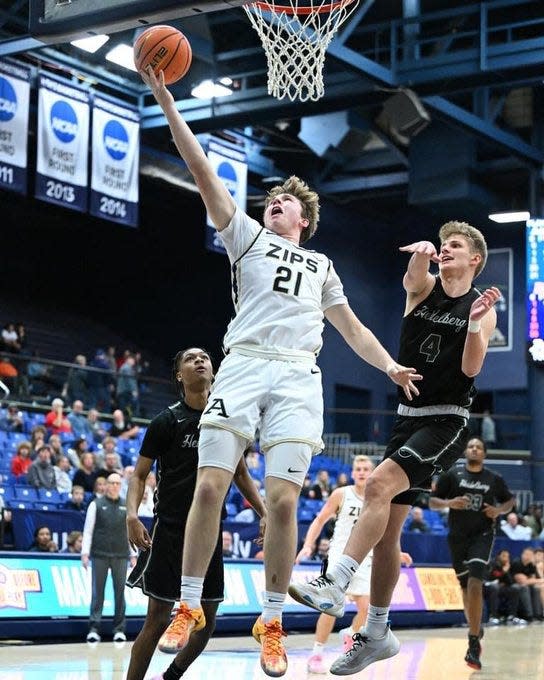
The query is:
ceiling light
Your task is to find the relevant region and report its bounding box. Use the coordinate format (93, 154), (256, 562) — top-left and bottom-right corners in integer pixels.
(105, 44), (138, 72)
(70, 34), (110, 53)
(191, 79), (233, 99)
(488, 211), (530, 223)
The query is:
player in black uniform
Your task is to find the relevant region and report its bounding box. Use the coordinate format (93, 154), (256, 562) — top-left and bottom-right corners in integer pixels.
(430, 436), (514, 669)
(289, 221), (501, 676)
(125, 347), (266, 680)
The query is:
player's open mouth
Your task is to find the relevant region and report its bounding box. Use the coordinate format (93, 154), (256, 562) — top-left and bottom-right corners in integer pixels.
(271, 206), (283, 216)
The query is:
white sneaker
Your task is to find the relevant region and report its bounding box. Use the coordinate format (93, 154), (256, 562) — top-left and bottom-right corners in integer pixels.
(329, 626), (400, 676)
(86, 630), (101, 643)
(288, 575), (345, 617)
(113, 631), (127, 642)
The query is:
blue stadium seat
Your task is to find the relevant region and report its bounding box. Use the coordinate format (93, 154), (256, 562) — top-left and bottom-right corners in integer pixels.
(225, 503), (238, 517)
(33, 502), (57, 511)
(38, 488), (61, 503)
(14, 486), (39, 501)
(297, 508), (315, 522)
(0, 486), (16, 503)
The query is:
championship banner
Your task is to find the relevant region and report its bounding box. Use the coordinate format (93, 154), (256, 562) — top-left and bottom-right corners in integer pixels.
(477, 248), (513, 351)
(35, 73), (90, 212)
(91, 95), (139, 227)
(0, 59), (30, 195)
(205, 138), (247, 254)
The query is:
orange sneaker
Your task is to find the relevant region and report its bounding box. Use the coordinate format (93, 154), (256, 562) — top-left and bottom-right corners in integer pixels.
(158, 602), (206, 653)
(252, 616), (288, 677)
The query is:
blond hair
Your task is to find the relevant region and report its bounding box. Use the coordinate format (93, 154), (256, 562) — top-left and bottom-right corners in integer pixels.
(352, 454), (374, 469)
(264, 175), (320, 244)
(439, 221), (488, 278)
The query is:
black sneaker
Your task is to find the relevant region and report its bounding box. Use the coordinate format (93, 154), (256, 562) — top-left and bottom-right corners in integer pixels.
(465, 634), (482, 670)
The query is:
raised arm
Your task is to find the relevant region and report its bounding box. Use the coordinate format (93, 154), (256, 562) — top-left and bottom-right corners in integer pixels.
(325, 303), (422, 401)
(295, 489), (343, 563)
(461, 288), (500, 377)
(399, 241), (440, 313)
(141, 67), (236, 231)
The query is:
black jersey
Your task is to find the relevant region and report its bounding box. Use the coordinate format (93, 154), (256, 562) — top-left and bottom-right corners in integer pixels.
(398, 276), (480, 408)
(139, 400), (202, 523)
(432, 464), (513, 536)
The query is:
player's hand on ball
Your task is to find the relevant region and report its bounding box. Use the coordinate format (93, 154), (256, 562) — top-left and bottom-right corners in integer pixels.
(386, 363), (422, 400)
(140, 66), (174, 109)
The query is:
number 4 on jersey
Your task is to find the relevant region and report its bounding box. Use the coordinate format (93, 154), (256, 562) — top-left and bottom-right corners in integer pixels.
(420, 333), (442, 362)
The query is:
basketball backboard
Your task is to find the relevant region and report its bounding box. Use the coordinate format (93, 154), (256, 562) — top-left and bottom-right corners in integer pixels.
(30, 0), (247, 43)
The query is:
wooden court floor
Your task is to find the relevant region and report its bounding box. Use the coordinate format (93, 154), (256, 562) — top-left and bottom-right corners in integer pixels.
(0, 625), (542, 679)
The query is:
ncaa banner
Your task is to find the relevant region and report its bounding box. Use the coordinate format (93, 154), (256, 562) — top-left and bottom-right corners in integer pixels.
(206, 138), (247, 254)
(0, 59), (30, 195)
(91, 95), (139, 227)
(36, 74), (90, 212)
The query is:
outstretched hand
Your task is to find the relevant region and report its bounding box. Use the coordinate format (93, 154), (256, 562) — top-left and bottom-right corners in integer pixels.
(469, 287), (501, 321)
(399, 241), (441, 263)
(386, 363), (422, 400)
(139, 66), (174, 109)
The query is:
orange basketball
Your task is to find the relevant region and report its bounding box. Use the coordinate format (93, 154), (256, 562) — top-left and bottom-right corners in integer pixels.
(133, 25), (192, 85)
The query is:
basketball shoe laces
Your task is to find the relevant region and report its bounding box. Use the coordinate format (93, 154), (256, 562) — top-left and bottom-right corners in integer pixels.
(345, 632), (370, 658)
(169, 604), (200, 636)
(308, 557), (333, 588)
(262, 619), (287, 658)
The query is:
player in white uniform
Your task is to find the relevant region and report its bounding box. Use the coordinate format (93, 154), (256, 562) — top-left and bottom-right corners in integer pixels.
(295, 456), (412, 674)
(140, 66), (422, 678)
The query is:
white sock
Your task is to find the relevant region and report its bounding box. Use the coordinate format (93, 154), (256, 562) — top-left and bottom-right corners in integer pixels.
(327, 555), (360, 591)
(180, 576), (204, 609)
(262, 590), (285, 623)
(343, 626), (354, 637)
(312, 641), (325, 655)
(365, 605), (389, 638)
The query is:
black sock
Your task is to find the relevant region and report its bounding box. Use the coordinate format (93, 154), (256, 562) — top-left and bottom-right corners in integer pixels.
(163, 660), (184, 680)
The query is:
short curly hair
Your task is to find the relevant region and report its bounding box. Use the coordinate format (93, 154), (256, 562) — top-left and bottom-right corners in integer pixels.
(264, 175), (320, 244)
(439, 220), (488, 278)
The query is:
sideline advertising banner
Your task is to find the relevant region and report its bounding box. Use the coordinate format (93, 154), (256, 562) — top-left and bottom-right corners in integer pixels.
(91, 95), (139, 227)
(36, 73), (90, 212)
(0, 59), (30, 195)
(205, 138), (247, 254)
(0, 553), (462, 621)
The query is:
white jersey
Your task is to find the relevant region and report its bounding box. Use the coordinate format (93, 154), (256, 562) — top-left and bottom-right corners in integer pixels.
(219, 208), (348, 359)
(329, 486), (373, 557)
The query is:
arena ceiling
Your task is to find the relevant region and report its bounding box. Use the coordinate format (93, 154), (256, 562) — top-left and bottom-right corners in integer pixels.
(1, 0), (543, 220)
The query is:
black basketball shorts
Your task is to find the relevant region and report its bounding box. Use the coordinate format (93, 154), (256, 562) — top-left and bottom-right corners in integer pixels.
(383, 414), (469, 506)
(448, 531), (495, 584)
(126, 518), (224, 603)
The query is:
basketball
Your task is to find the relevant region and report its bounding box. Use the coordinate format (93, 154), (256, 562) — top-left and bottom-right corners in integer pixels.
(133, 25), (192, 85)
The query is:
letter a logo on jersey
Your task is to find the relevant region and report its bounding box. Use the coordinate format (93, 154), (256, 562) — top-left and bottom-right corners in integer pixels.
(204, 398), (229, 418)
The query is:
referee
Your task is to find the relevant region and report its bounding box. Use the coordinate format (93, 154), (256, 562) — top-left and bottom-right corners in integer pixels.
(430, 436), (515, 670)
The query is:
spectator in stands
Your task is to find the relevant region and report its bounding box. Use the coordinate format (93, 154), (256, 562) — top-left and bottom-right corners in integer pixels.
(0, 403), (24, 432)
(66, 436), (93, 468)
(485, 549), (527, 625)
(120, 465), (135, 499)
(87, 408), (108, 443)
(300, 474), (319, 499)
(222, 530), (236, 558)
(480, 410), (497, 448)
(103, 450), (123, 476)
(10, 440), (33, 478)
(87, 349), (113, 412)
(500, 512), (532, 540)
(82, 472), (137, 643)
(27, 444), (56, 490)
(72, 452), (102, 493)
(27, 352), (58, 398)
(45, 398), (73, 436)
(15, 323), (28, 354)
(535, 547), (544, 579)
(48, 433), (75, 469)
(110, 408), (140, 440)
(406, 506), (430, 533)
(30, 425), (47, 455)
(106, 346), (118, 373)
(68, 400), (93, 440)
(0, 354), (18, 393)
(314, 537), (331, 561)
(1, 323), (21, 352)
(523, 504), (543, 539)
(334, 472), (350, 489)
(62, 354), (89, 405)
(244, 446), (263, 473)
(65, 485), (87, 511)
(0, 494), (12, 533)
(62, 530), (83, 554)
(92, 475), (107, 500)
(314, 469), (333, 499)
(28, 525), (58, 552)
(116, 354), (139, 418)
(54, 455), (73, 494)
(137, 486), (154, 517)
(511, 548), (544, 622)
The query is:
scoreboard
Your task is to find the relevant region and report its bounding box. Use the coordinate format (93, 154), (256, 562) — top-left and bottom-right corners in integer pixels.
(527, 218), (544, 363)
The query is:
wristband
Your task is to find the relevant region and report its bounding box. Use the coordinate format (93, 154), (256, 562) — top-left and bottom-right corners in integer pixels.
(467, 319), (481, 333)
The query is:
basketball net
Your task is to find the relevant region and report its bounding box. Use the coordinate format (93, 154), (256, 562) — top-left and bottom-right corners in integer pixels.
(244, 0), (359, 102)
